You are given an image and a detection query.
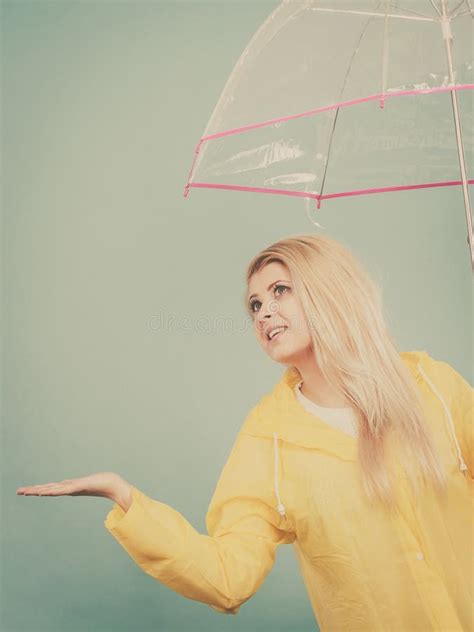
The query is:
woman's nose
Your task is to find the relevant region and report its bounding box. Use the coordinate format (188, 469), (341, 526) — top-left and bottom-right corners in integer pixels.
(256, 299), (279, 326)
(256, 313), (270, 335)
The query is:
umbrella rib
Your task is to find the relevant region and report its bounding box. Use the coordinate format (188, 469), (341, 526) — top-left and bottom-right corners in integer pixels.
(388, 2), (434, 20)
(319, 11), (377, 201)
(319, 108), (339, 203)
(308, 7), (434, 21)
(429, 0), (442, 16)
(449, 0), (467, 16)
(452, 0), (472, 18)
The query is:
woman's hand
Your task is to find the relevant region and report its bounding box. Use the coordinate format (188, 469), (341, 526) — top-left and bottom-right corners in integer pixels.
(16, 471), (122, 501)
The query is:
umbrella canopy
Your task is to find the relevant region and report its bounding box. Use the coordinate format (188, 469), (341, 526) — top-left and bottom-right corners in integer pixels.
(184, 0), (473, 267)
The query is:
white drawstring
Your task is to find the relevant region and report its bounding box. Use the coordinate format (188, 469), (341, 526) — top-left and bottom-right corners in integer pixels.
(272, 432), (287, 516)
(418, 362), (468, 474)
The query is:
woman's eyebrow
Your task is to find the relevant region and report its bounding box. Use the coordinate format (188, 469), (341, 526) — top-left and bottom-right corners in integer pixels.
(247, 280), (291, 302)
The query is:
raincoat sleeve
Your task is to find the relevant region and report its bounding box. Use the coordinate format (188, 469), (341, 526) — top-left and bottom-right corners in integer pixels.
(103, 407), (296, 614)
(434, 357), (473, 479)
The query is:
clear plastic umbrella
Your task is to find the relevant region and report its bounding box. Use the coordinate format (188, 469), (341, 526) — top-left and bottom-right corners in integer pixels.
(184, 0), (473, 269)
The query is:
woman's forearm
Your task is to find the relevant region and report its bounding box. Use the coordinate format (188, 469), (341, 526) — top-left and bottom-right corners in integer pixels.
(103, 483), (287, 614)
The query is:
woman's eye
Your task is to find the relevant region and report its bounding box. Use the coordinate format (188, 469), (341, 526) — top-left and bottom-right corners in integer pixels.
(249, 285), (289, 314)
(249, 299), (261, 313)
(274, 284), (289, 296)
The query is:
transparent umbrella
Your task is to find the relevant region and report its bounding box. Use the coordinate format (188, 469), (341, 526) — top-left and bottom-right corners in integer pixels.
(184, 0), (473, 269)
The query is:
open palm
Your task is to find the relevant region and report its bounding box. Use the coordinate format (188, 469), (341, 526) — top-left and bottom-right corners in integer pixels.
(16, 471), (119, 499)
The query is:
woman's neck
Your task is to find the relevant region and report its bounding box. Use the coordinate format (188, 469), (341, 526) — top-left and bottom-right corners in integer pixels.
(294, 352), (350, 409)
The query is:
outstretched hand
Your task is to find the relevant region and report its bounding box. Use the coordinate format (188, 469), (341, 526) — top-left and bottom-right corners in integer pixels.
(16, 471), (120, 500)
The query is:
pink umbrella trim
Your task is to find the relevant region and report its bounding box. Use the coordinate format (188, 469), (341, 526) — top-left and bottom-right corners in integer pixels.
(186, 179), (474, 209)
(184, 83), (474, 205)
(201, 84), (473, 142)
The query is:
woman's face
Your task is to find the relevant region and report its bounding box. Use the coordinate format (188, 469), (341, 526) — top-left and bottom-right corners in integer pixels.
(247, 261), (313, 365)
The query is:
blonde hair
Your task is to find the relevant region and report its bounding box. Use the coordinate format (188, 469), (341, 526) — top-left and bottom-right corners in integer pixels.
(245, 233), (447, 510)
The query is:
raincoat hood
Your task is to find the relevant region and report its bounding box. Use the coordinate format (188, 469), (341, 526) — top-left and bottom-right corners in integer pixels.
(239, 350), (469, 517)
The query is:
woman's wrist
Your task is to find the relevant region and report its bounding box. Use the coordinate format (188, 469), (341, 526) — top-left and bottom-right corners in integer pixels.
(110, 476), (133, 512)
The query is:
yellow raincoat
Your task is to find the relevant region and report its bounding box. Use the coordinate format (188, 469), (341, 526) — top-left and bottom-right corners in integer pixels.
(104, 350), (473, 631)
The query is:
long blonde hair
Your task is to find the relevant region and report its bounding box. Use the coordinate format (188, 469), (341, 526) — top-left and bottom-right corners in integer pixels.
(245, 233), (447, 510)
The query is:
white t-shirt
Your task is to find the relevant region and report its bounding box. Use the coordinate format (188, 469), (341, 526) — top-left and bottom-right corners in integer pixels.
(294, 381), (358, 438)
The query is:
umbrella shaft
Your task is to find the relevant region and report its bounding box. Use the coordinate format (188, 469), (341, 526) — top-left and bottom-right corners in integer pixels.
(440, 0), (473, 269)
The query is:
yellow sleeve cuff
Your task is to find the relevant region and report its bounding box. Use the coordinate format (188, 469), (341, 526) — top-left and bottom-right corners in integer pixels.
(104, 486), (140, 532)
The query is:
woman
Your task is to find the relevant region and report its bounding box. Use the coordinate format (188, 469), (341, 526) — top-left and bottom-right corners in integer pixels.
(16, 234), (473, 631)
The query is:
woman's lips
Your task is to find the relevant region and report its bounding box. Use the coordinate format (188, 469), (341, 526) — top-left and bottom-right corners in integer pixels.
(267, 326), (288, 343)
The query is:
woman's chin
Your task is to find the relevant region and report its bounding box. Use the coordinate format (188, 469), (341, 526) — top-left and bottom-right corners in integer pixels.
(268, 340), (312, 366)
(268, 344), (298, 364)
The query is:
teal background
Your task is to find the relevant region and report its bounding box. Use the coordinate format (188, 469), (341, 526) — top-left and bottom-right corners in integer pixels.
(1, 1), (472, 631)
